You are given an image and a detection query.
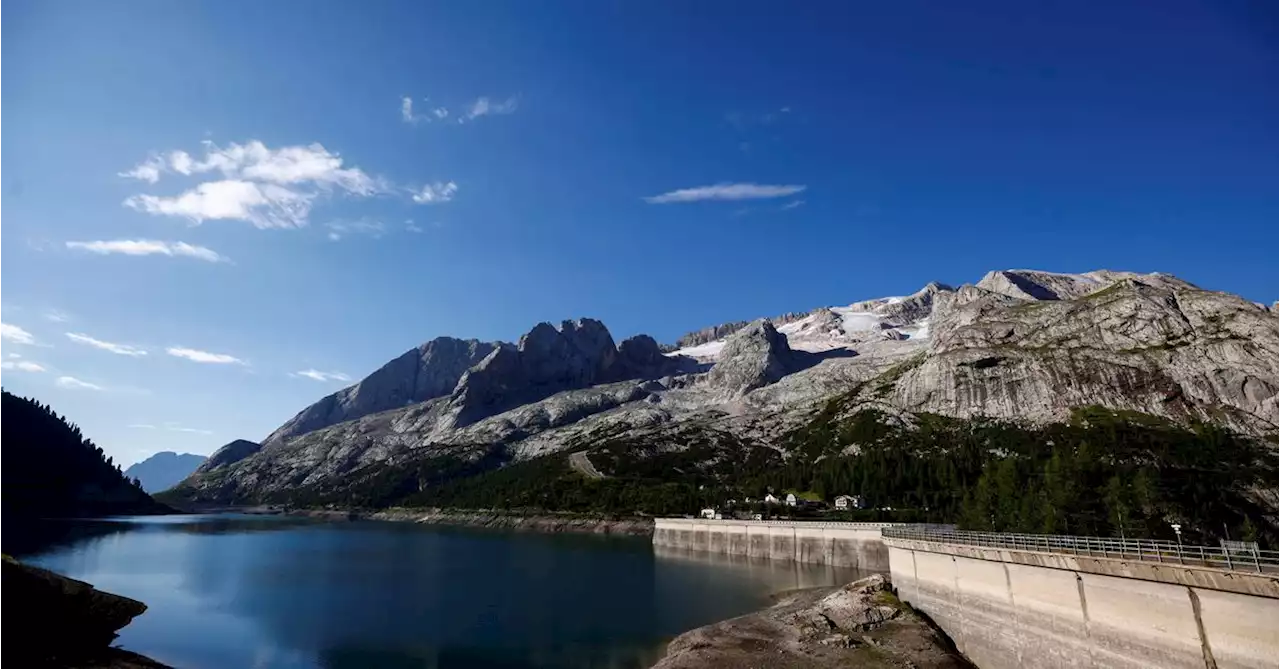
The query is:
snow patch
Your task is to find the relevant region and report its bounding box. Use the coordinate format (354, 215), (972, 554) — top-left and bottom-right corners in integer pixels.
(828, 307), (883, 334)
(666, 340), (726, 360)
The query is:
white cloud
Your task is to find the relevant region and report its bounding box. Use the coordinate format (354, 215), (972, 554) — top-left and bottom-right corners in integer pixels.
(122, 141), (390, 229)
(325, 218), (385, 241)
(780, 199), (806, 210)
(401, 96), (419, 124)
(43, 309), (72, 323)
(166, 347), (246, 365)
(433, 107), (449, 119)
(119, 155), (165, 183)
(56, 376), (103, 391)
(130, 423), (212, 435)
(292, 369), (352, 383)
(1, 360), (46, 372)
(66, 332), (148, 357)
(1, 323), (37, 345)
(405, 220), (423, 233)
(66, 239), (229, 263)
(411, 181), (459, 204)
(644, 183), (807, 204)
(463, 96), (519, 122)
(126, 180), (313, 230)
(7, 353), (22, 358)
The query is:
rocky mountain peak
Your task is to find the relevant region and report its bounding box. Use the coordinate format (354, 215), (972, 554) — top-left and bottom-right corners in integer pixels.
(196, 439), (262, 473)
(707, 319), (794, 395)
(263, 335), (499, 445)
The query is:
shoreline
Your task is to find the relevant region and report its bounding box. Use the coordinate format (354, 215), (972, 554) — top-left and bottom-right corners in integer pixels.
(228, 505), (658, 536)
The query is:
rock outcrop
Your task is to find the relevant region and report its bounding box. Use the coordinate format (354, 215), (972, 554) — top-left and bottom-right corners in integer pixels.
(653, 574), (967, 669)
(707, 319), (795, 395)
(3, 556), (168, 667)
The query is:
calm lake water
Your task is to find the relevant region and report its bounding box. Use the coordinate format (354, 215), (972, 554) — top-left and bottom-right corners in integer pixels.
(15, 515), (865, 669)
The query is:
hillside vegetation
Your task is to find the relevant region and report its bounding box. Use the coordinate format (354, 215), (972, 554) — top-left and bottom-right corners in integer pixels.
(166, 404), (1278, 548)
(2, 390), (169, 526)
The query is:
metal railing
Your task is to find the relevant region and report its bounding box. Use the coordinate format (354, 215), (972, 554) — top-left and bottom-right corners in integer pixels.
(657, 517), (910, 530)
(880, 526), (1279, 574)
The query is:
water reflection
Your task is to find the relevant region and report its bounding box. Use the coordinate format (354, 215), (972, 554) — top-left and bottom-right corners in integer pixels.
(17, 516), (863, 669)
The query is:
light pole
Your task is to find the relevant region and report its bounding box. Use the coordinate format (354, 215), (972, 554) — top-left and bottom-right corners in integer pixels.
(1171, 523), (1183, 562)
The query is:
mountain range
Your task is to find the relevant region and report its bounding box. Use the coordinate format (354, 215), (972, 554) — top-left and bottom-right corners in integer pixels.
(170, 268), (1278, 506)
(123, 452), (207, 493)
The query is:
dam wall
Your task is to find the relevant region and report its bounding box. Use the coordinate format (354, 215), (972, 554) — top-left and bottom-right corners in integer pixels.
(651, 518), (894, 571)
(885, 533), (1279, 669)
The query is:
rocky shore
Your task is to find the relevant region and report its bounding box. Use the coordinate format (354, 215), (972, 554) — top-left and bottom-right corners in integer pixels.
(3, 555), (170, 668)
(252, 506), (657, 536)
(369, 507), (655, 535)
(651, 574), (969, 669)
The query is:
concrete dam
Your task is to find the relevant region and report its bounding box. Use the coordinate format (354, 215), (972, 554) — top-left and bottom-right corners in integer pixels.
(653, 519), (1279, 668)
(651, 518), (895, 571)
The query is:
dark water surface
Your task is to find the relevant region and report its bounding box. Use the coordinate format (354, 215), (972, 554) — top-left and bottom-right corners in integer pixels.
(15, 515), (865, 669)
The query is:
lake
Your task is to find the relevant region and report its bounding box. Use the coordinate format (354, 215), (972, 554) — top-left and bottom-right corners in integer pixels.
(14, 515), (866, 669)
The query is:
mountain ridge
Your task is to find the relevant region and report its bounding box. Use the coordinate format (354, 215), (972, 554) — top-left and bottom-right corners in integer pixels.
(169, 268), (1278, 504)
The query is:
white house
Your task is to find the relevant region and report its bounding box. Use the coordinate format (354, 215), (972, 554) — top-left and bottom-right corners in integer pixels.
(700, 508), (717, 519)
(834, 495), (864, 510)
(764, 493), (780, 505)
(785, 493), (798, 507)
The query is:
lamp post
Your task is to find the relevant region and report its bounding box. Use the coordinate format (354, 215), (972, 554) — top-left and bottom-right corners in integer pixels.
(1171, 523), (1183, 563)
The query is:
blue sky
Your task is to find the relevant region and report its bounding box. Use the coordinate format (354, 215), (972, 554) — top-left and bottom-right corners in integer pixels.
(2, 0), (1275, 465)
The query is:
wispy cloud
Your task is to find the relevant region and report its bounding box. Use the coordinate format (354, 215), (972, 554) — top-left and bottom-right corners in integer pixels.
(780, 200), (806, 210)
(43, 309), (72, 323)
(66, 332), (148, 357)
(403, 95), (517, 126)
(292, 369), (352, 383)
(56, 376), (104, 391)
(405, 220), (424, 233)
(166, 347), (246, 365)
(66, 239), (229, 263)
(0, 323), (37, 345)
(463, 96), (519, 122)
(411, 181), (459, 204)
(121, 141), (390, 229)
(1, 360), (46, 372)
(644, 183), (807, 204)
(119, 155), (165, 183)
(325, 218), (386, 241)
(129, 423), (213, 435)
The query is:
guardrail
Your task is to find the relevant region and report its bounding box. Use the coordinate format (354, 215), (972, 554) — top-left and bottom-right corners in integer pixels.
(881, 526), (1279, 574)
(657, 518), (910, 530)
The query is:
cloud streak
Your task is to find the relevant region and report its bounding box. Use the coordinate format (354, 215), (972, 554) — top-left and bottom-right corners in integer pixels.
(0, 323), (37, 345)
(56, 376), (104, 391)
(644, 183), (807, 204)
(1, 360), (46, 372)
(166, 347), (246, 365)
(292, 369), (352, 383)
(66, 332), (148, 357)
(66, 239), (229, 263)
(411, 181), (459, 204)
(129, 423), (214, 435)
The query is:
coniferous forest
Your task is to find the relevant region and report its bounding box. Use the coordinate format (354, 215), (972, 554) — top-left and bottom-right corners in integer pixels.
(209, 401), (1278, 549)
(1, 390), (169, 524)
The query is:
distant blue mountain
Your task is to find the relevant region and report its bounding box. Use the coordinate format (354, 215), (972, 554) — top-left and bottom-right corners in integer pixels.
(124, 452), (208, 493)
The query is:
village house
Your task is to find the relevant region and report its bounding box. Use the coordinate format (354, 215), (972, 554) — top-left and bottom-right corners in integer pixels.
(834, 495), (864, 510)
